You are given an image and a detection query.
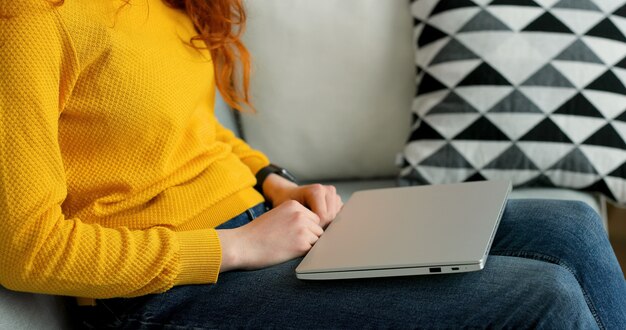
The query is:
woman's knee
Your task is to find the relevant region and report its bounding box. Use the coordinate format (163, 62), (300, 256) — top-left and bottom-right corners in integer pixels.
(520, 262), (598, 328)
(470, 256), (598, 328)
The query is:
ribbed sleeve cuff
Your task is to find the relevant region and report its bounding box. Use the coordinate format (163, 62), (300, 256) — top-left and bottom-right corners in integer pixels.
(174, 229), (222, 285)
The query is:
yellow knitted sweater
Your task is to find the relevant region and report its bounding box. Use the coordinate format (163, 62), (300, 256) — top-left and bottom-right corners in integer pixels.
(0, 0), (269, 298)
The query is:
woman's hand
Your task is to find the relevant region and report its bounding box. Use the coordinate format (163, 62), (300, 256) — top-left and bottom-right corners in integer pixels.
(262, 174), (343, 228)
(216, 175), (343, 273)
(217, 200), (323, 272)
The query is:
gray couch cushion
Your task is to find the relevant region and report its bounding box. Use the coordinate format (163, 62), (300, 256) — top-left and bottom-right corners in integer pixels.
(0, 286), (69, 329)
(240, 0), (415, 181)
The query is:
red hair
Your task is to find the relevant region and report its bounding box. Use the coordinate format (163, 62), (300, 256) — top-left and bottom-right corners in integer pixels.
(49, 0), (252, 112)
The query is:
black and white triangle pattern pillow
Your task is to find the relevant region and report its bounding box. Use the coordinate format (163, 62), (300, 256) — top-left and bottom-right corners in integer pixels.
(400, 0), (626, 204)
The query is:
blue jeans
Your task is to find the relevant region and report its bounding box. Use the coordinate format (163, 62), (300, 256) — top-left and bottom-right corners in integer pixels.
(70, 200), (626, 329)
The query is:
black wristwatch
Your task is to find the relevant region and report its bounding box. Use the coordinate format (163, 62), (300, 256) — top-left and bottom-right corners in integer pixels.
(254, 164), (297, 196)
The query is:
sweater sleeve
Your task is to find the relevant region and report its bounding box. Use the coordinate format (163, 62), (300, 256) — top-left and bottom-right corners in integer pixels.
(215, 120), (270, 175)
(0, 2), (218, 299)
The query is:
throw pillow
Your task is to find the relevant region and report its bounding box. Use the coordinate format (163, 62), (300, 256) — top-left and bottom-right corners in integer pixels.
(401, 0), (626, 204)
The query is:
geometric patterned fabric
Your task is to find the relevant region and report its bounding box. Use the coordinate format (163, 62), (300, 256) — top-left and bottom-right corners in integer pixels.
(400, 0), (626, 205)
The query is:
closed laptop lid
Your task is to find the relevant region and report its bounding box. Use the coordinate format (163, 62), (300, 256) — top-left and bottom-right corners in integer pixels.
(296, 180), (511, 278)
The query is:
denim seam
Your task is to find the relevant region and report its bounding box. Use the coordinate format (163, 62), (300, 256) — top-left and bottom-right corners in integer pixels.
(491, 249), (604, 330)
(245, 208), (255, 220)
(247, 203), (266, 221)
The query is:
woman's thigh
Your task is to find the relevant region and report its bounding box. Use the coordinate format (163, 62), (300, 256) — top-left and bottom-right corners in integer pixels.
(75, 199), (625, 329)
(78, 255), (596, 329)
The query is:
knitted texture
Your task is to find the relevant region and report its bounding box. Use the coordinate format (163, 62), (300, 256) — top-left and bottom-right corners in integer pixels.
(0, 0), (268, 298)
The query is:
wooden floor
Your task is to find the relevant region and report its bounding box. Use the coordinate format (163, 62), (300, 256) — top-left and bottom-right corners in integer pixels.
(608, 203), (626, 277)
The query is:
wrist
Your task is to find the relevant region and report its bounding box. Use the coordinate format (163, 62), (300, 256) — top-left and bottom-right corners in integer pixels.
(263, 174), (297, 204)
(216, 229), (243, 273)
(254, 164), (297, 197)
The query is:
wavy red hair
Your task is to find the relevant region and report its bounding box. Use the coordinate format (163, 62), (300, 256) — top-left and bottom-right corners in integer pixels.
(48, 0), (252, 111)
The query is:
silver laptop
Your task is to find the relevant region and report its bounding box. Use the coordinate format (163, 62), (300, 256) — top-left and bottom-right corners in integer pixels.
(296, 180), (512, 280)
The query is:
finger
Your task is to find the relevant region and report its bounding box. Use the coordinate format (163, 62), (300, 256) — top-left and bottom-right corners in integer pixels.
(306, 230), (322, 247)
(307, 222), (324, 237)
(291, 201), (321, 225)
(325, 195), (343, 226)
(336, 195), (344, 212)
(309, 235), (320, 247)
(325, 190), (338, 218)
(305, 186), (329, 220)
(326, 185), (342, 216)
(308, 210), (322, 227)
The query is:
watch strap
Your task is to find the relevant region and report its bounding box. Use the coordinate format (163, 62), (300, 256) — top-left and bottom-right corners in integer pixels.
(254, 164), (297, 196)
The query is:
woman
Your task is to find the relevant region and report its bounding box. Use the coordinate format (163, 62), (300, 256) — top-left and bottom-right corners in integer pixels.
(1, 0), (624, 328)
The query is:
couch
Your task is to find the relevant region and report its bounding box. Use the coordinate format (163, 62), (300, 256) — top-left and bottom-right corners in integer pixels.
(1, 1), (615, 328)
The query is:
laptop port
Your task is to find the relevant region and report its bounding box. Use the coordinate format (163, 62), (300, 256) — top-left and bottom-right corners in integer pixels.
(429, 267), (442, 273)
